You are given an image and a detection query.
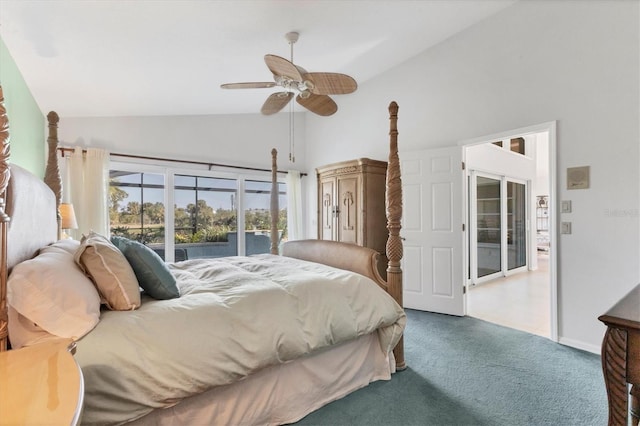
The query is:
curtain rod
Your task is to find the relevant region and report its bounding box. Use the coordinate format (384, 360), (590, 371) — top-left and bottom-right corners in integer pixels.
(57, 147), (306, 176)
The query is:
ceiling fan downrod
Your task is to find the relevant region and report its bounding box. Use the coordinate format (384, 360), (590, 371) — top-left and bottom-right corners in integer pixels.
(285, 31), (299, 63)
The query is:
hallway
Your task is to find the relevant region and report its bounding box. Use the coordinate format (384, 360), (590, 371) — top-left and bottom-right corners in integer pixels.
(467, 253), (550, 337)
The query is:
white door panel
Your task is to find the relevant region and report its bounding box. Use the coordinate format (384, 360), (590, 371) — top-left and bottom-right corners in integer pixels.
(401, 146), (464, 316)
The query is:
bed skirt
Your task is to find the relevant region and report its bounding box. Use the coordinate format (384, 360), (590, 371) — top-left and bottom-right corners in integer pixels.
(127, 332), (394, 425)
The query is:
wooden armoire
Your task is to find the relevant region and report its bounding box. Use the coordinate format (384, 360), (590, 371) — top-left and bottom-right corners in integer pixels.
(316, 158), (388, 257)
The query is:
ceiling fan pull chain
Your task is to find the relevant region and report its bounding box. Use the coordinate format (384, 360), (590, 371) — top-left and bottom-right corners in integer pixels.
(289, 101), (295, 163)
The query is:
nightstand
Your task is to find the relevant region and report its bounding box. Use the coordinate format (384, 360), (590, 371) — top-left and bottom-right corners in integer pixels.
(0, 338), (84, 425)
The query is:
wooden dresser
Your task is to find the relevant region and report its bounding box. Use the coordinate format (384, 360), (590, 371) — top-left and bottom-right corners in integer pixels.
(599, 283), (640, 426)
(317, 158), (388, 258)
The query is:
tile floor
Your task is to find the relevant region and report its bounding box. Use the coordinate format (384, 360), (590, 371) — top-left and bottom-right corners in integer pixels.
(466, 253), (550, 337)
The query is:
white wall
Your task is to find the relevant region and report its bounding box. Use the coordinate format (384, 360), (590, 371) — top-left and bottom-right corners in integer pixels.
(59, 112), (307, 172)
(534, 133), (550, 196)
(304, 0), (640, 352)
(466, 142), (536, 181)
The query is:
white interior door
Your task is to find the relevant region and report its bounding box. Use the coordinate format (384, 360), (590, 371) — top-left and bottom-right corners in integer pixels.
(401, 146), (465, 316)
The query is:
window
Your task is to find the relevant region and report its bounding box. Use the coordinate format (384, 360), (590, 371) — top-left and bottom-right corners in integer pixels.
(109, 170), (166, 245)
(509, 137), (525, 155)
(244, 180), (287, 255)
(491, 137), (527, 156)
(109, 164), (287, 261)
(174, 175), (238, 259)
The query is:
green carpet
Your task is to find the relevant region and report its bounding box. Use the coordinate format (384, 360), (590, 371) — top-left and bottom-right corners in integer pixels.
(295, 309), (608, 425)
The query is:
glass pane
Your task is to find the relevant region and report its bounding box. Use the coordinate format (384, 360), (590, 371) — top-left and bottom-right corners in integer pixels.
(109, 171), (166, 258)
(174, 175), (196, 187)
(141, 187), (165, 244)
(143, 174), (164, 186)
(244, 180), (287, 255)
(198, 176), (237, 190)
(173, 175), (238, 259)
(476, 176), (501, 278)
(510, 137), (525, 155)
(110, 170), (140, 182)
(508, 181), (527, 270)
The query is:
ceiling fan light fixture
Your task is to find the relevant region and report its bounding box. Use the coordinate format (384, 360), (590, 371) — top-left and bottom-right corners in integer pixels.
(299, 90), (311, 99)
(302, 80), (315, 91)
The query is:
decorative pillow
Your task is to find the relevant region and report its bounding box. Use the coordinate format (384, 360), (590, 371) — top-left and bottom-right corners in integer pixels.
(74, 231), (141, 310)
(7, 246), (101, 346)
(111, 236), (180, 300)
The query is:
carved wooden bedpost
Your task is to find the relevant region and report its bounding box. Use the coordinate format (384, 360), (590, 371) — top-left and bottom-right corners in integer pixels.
(386, 101), (405, 370)
(270, 149), (279, 254)
(44, 111), (62, 240)
(0, 86), (11, 351)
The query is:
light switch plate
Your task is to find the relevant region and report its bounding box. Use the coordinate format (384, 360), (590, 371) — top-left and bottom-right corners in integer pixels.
(561, 200), (572, 213)
(561, 222), (572, 234)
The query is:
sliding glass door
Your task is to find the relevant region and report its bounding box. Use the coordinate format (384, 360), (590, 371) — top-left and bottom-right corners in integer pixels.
(507, 181), (527, 271)
(470, 172), (529, 284)
(475, 176), (502, 279)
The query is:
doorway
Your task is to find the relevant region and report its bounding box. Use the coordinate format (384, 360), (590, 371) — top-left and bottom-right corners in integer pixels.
(399, 121), (557, 341)
(464, 125), (555, 339)
(466, 253), (550, 336)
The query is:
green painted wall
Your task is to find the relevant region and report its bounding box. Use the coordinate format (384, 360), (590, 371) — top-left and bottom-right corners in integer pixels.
(0, 37), (45, 177)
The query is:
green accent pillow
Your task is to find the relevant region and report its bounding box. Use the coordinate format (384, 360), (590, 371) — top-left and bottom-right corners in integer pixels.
(111, 236), (180, 300)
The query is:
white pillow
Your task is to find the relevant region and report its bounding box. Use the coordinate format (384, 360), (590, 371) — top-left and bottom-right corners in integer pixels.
(7, 244), (101, 344)
(40, 238), (80, 255)
(7, 307), (61, 349)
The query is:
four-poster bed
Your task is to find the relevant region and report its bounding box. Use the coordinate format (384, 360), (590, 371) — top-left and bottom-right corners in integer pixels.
(0, 85), (406, 425)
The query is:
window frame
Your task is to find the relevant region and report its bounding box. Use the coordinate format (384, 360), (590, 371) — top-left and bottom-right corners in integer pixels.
(110, 159), (287, 262)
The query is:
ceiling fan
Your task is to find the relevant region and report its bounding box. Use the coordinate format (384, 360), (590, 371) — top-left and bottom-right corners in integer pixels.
(220, 32), (357, 116)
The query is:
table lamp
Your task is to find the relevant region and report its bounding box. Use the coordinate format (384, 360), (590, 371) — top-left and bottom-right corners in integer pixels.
(60, 203), (78, 239)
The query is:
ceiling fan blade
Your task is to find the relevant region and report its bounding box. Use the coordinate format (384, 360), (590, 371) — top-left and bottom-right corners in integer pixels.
(264, 54), (303, 81)
(220, 82), (276, 89)
(304, 72), (358, 95)
(296, 93), (338, 116)
(261, 92), (294, 115)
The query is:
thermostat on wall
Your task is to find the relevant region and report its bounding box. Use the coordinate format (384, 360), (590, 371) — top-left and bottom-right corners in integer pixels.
(567, 166), (589, 190)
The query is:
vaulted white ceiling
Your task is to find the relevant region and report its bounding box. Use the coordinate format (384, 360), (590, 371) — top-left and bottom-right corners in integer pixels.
(0, 0), (516, 117)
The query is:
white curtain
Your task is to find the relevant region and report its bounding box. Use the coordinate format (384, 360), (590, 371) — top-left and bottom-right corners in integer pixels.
(286, 170), (303, 240)
(65, 147), (110, 239)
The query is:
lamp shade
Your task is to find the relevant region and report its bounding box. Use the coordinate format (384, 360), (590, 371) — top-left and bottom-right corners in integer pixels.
(60, 203), (78, 230)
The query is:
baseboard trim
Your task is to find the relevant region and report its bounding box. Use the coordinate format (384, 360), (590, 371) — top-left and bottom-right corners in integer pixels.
(558, 337), (601, 355)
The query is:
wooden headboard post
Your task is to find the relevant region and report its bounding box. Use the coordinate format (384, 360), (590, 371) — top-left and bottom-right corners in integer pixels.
(0, 86), (11, 351)
(270, 149), (279, 255)
(44, 111), (62, 240)
(386, 101), (405, 370)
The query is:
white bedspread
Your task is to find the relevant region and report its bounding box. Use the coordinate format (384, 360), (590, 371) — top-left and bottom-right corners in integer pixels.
(74, 254), (406, 425)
